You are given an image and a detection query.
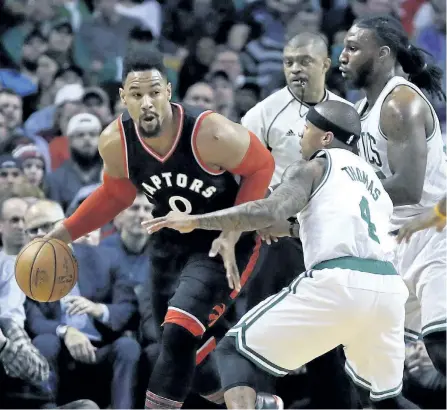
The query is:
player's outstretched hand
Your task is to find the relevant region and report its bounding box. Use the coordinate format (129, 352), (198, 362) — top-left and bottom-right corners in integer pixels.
(142, 212), (200, 234)
(209, 232), (241, 291)
(397, 207), (446, 243)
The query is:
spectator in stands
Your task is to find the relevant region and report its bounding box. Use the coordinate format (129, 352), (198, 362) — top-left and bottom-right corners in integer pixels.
(0, 194), (49, 406)
(26, 199), (141, 408)
(12, 144), (46, 189)
(45, 113), (102, 210)
(233, 80), (260, 119)
(24, 81), (84, 139)
(209, 46), (244, 85)
(207, 70), (237, 120)
(101, 192), (153, 286)
(74, 0), (141, 83)
(0, 155), (24, 191)
(36, 53), (61, 109)
(177, 35), (216, 99)
(0, 88), (52, 170)
(0, 28), (45, 99)
(46, 19), (75, 70)
(182, 82), (217, 111)
(82, 87), (114, 127)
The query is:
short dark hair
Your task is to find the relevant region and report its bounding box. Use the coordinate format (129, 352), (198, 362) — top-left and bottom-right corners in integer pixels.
(122, 47), (166, 83)
(355, 15), (445, 101)
(0, 88), (20, 98)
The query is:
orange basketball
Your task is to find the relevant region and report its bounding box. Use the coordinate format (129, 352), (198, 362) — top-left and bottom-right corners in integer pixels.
(15, 238), (78, 302)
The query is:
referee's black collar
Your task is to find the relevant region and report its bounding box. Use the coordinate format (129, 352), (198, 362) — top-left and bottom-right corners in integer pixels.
(286, 87), (329, 107)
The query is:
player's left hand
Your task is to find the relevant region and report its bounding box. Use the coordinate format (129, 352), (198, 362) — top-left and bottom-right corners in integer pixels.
(209, 231), (241, 291)
(141, 212), (200, 234)
(64, 296), (104, 319)
(397, 208), (446, 243)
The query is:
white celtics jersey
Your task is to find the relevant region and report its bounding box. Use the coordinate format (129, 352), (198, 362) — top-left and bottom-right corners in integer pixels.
(242, 87), (351, 186)
(297, 149), (393, 270)
(357, 76), (447, 231)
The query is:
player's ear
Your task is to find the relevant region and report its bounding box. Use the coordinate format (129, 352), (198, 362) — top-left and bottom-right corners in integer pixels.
(379, 46), (391, 61)
(166, 82), (172, 101)
(119, 88), (126, 105)
(323, 57), (331, 73)
(322, 131), (334, 146)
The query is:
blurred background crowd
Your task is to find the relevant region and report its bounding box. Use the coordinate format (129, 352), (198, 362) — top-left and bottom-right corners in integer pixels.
(0, 0), (445, 408)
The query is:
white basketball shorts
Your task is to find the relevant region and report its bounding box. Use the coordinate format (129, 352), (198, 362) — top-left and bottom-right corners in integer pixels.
(392, 226), (447, 340)
(227, 256), (409, 401)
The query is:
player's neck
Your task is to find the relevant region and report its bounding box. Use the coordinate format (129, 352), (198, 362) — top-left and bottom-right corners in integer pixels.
(364, 71), (395, 106)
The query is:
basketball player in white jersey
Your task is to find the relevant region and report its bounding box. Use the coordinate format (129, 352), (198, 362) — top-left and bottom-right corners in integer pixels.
(339, 15), (447, 376)
(143, 101), (416, 409)
(240, 32), (359, 409)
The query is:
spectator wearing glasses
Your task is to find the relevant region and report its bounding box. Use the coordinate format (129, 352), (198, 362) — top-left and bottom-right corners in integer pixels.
(25, 200), (141, 409)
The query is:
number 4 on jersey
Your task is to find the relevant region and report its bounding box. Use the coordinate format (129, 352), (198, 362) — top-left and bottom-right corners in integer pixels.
(359, 196), (380, 244)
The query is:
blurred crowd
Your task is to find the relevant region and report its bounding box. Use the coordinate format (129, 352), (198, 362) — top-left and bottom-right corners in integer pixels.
(0, 0), (445, 408)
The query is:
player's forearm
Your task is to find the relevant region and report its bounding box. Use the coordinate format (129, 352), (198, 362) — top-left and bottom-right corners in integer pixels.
(381, 176), (423, 206)
(47, 174), (137, 243)
(195, 198), (280, 232)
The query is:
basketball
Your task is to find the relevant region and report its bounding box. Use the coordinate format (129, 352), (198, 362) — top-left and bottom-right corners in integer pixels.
(15, 238), (78, 302)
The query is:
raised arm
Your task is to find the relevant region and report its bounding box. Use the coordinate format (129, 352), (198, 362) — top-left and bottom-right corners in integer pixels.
(380, 86), (428, 206)
(45, 120), (137, 244)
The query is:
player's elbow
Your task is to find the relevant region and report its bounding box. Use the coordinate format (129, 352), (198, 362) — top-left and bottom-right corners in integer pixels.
(262, 151), (275, 180)
(395, 183), (423, 206)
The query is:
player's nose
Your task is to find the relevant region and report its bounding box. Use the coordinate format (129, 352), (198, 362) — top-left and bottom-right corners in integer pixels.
(141, 94), (154, 110)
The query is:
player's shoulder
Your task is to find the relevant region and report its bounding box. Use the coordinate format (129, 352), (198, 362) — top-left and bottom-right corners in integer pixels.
(382, 84), (427, 123)
(326, 90), (353, 106)
(99, 118), (121, 147)
(243, 87), (293, 120)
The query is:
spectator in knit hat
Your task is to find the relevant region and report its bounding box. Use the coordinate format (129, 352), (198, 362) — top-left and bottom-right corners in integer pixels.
(45, 113), (102, 211)
(0, 155), (24, 191)
(12, 144), (46, 189)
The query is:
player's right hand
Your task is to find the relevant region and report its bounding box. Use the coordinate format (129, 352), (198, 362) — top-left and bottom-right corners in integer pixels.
(64, 327), (97, 364)
(209, 232), (241, 291)
(397, 207), (446, 243)
(142, 212), (199, 234)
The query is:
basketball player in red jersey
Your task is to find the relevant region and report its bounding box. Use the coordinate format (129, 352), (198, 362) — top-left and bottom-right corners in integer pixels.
(43, 48), (274, 409)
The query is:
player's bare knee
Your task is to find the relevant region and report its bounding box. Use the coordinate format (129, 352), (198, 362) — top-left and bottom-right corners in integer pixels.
(224, 386), (256, 409)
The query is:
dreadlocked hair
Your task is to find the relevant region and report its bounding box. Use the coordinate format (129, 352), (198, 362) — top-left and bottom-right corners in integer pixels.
(355, 15), (446, 101)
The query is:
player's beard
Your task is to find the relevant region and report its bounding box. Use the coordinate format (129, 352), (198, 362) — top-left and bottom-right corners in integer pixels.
(351, 58), (375, 90)
(138, 116), (162, 139)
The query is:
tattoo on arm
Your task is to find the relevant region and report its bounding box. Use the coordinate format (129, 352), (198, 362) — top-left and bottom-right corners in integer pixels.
(195, 159), (324, 232)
